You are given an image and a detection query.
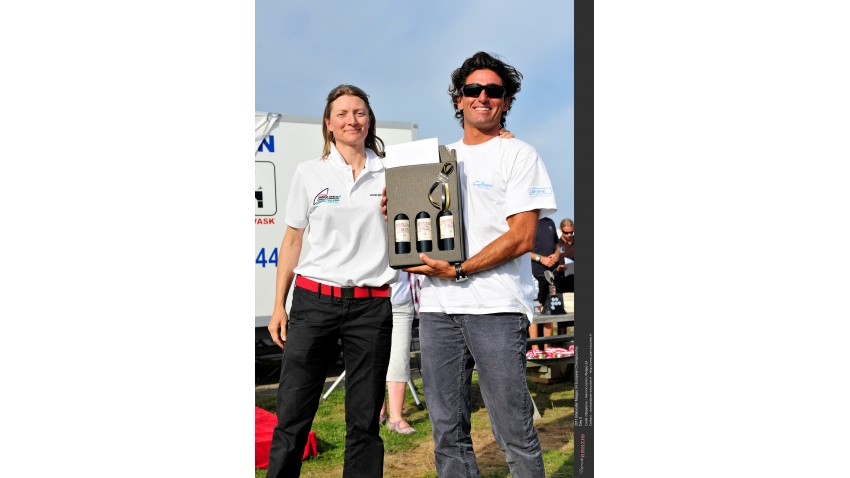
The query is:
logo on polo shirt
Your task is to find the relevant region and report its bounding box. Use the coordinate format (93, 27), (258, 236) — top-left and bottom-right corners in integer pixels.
(473, 181), (493, 190)
(528, 187), (553, 197)
(313, 188), (341, 205)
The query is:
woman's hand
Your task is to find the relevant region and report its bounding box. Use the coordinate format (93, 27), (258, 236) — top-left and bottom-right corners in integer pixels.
(268, 307), (288, 348)
(381, 187), (388, 221)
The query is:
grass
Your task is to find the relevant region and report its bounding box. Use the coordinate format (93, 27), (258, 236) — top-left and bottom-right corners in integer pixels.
(256, 373), (574, 477)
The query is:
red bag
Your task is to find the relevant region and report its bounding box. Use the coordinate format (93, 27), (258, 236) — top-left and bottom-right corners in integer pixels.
(255, 407), (318, 468)
(302, 430), (318, 461)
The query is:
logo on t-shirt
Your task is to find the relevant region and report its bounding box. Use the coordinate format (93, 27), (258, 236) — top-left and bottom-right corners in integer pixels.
(473, 180), (493, 190)
(313, 188), (341, 205)
(528, 187), (553, 197)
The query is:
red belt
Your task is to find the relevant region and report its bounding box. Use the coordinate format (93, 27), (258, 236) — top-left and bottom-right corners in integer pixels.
(295, 275), (389, 299)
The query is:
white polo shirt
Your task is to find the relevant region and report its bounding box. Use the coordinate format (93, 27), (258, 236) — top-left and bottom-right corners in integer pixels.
(286, 143), (397, 288)
(418, 137), (557, 322)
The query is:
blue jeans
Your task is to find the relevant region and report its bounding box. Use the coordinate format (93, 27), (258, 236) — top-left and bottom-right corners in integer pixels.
(419, 312), (545, 478)
(266, 287), (393, 478)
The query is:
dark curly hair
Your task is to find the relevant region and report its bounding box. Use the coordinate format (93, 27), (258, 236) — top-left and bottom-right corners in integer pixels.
(448, 52), (523, 129)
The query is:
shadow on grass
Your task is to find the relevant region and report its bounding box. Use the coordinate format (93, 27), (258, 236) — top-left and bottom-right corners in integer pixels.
(476, 439), (511, 478)
(314, 437), (338, 454)
(473, 440), (574, 478)
(529, 376), (573, 408)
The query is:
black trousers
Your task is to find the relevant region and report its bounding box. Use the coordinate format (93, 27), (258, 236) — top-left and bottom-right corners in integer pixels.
(266, 287), (393, 478)
(533, 274), (551, 305)
(555, 274), (574, 294)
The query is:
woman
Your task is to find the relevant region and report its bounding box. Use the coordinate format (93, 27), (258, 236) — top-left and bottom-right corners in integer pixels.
(379, 271), (417, 434)
(265, 85), (396, 478)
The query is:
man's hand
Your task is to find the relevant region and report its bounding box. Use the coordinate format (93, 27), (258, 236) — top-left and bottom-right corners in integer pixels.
(381, 187), (388, 222)
(268, 307), (288, 348)
(540, 255), (558, 268)
(403, 253), (456, 279)
(499, 128), (514, 139)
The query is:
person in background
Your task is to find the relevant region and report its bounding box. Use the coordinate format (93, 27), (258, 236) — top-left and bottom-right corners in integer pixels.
(266, 84), (395, 478)
(528, 216), (560, 352)
(555, 218), (574, 293)
(379, 272), (416, 434)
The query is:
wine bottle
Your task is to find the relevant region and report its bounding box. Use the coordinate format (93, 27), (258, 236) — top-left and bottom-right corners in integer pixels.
(436, 209), (455, 250)
(415, 211), (433, 252)
(394, 213), (411, 254)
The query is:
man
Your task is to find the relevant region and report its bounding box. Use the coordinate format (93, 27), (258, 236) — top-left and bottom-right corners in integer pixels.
(555, 218), (574, 293)
(529, 217), (560, 351)
(398, 51), (556, 478)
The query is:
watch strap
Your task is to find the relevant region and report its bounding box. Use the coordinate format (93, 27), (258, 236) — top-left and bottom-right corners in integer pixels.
(454, 263), (468, 282)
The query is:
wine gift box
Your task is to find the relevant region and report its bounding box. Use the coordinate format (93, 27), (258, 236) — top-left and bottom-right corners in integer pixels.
(385, 145), (467, 269)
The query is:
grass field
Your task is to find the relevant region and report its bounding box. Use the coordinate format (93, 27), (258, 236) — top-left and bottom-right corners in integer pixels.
(255, 374), (574, 477)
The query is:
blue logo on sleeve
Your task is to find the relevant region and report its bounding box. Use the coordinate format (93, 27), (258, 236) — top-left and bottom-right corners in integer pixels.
(528, 187), (553, 197)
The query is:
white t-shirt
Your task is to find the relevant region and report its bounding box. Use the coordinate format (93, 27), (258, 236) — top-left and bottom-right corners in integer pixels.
(419, 137), (557, 322)
(286, 143), (398, 288)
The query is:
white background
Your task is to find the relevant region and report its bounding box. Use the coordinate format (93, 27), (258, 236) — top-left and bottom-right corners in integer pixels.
(595, 1), (850, 476)
(2, 1), (848, 477)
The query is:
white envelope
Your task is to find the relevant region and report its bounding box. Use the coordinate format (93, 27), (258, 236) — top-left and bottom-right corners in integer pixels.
(383, 138), (439, 168)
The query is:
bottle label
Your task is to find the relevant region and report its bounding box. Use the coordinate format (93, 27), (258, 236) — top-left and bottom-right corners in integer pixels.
(416, 218), (432, 241)
(395, 219), (410, 242)
(439, 215), (455, 239)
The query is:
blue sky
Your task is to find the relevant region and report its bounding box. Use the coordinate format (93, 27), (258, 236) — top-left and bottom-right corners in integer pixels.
(256, 0), (575, 222)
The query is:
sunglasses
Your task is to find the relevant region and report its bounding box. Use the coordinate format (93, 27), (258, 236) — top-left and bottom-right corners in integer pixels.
(562, 230), (574, 235)
(460, 83), (506, 98)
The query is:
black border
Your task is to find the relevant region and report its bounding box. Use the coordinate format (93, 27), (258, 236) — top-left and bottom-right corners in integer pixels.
(574, 0), (594, 476)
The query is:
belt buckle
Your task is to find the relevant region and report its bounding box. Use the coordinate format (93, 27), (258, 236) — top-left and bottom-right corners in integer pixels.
(340, 287), (355, 299)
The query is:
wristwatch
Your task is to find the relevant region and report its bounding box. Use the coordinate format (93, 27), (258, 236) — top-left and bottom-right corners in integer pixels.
(454, 263), (468, 282)
(535, 255), (541, 262)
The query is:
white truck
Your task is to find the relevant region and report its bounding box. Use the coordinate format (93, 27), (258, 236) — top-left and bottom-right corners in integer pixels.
(255, 112), (418, 356)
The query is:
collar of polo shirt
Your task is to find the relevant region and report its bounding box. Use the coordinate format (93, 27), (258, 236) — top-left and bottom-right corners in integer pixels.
(328, 142), (385, 173)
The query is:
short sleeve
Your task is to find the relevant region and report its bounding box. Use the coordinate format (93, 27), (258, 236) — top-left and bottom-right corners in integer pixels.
(504, 149), (557, 220)
(285, 168), (309, 229)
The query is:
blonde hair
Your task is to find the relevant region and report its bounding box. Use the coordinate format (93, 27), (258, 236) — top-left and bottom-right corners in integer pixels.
(560, 218), (574, 228)
(321, 85), (385, 160)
